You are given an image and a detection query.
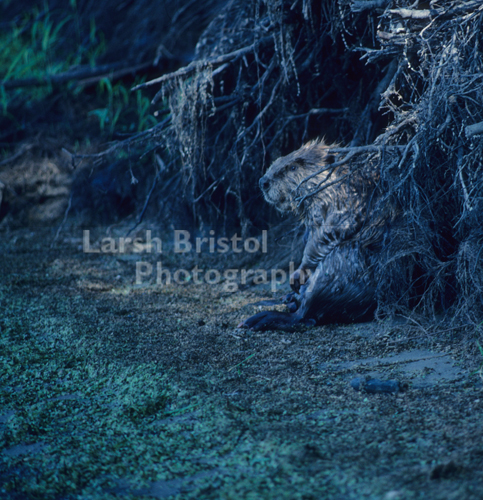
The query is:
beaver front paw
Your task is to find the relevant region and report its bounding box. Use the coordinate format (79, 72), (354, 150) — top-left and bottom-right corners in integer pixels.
(290, 268), (309, 293)
(281, 292), (300, 312)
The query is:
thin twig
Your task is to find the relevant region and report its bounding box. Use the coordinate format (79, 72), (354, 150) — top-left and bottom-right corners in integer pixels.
(0, 144), (33, 166)
(51, 193), (73, 247)
(126, 172), (159, 236)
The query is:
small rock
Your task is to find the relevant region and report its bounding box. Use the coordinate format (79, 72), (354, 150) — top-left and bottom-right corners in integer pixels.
(351, 377), (400, 394)
(430, 460), (461, 480)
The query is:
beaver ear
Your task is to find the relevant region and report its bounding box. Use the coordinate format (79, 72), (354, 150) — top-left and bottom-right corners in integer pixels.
(326, 154), (336, 165)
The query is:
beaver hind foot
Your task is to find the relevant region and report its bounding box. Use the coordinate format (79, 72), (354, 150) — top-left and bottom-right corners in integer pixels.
(237, 311), (316, 332)
(239, 242), (377, 331)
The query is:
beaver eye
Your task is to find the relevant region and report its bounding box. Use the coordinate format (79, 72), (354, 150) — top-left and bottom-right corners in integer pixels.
(290, 164), (297, 171)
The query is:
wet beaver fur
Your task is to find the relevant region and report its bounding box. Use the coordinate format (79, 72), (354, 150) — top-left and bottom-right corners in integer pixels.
(239, 140), (394, 331)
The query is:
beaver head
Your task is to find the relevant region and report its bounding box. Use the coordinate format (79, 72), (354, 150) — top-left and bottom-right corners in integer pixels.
(259, 140), (337, 215)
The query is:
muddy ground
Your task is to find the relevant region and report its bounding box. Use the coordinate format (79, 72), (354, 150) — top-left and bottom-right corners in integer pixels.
(1, 225), (483, 500)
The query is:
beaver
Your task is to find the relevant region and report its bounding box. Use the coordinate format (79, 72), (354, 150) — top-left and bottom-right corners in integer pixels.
(239, 139), (393, 331)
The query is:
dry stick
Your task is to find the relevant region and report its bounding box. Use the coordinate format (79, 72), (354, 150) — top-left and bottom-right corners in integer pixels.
(465, 121), (483, 136)
(1, 61), (151, 89)
(127, 154), (175, 235)
(0, 144), (33, 166)
(238, 78), (283, 165)
(380, 116), (418, 141)
(63, 143), (120, 163)
(132, 36), (272, 93)
(212, 63), (230, 77)
(193, 174), (227, 203)
(351, 59), (398, 147)
(395, 136), (418, 171)
(76, 62), (153, 87)
(397, 314), (431, 336)
(51, 193), (73, 247)
(306, 107), (348, 115)
(456, 145), (472, 212)
(264, 108), (348, 152)
(439, 1), (483, 18)
(251, 57), (277, 101)
(389, 8), (433, 19)
(227, 353), (256, 373)
(62, 116), (172, 162)
(419, 3), (481, 40)
(126, 172), (160, 236)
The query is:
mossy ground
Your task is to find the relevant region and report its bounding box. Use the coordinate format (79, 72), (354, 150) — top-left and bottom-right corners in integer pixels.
(0, 226), (482, 500)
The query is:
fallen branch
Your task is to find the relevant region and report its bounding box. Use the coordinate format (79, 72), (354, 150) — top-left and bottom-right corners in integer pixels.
(0, 144), (33, 166)
(1, 61), (151, 89)
(76, 62), (153, 87)
(131, 36), (272, 98)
